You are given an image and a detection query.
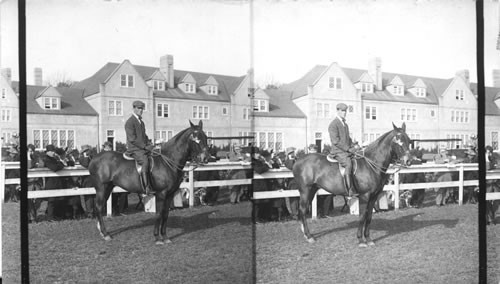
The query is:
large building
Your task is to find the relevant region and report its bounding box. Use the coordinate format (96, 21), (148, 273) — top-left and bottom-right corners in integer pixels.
(1, 56), (499, 152)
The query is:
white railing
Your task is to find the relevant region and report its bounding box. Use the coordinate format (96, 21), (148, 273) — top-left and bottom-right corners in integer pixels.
(0, 161), (253, 216)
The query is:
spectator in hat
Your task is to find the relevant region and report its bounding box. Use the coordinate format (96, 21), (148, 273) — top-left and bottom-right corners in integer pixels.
(228, 144), (244, 162)
(78, 145), (96, 218)
(125, 100), (155, 196)
(328, 103), (359, 197)
(5, 146), (19, 162)
(486, 145), (497, 170)
(102, 141), (113, 152)
(41, 144), (67, 221)
(154, 139), (162, 150)
(308, 144), (318, 154)
(432, 147), (457, 206)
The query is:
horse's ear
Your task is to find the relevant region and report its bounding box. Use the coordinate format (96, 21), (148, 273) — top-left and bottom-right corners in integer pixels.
(198, 120), (203, 130)
(392, 122), (397, 130)
(401, 122), (406, 132)
(189, 120), (195, 128)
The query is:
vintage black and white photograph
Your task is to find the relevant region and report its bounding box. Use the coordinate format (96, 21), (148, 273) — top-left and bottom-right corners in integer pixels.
(0, 0), (499, 283)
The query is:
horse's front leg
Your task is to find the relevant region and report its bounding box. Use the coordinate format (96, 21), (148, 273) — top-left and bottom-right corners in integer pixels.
(154, 195), (174, 245)
(363, 195), (378, 247)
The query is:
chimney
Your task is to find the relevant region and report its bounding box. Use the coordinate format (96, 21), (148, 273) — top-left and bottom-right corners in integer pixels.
(1, 68), (11, 86)
(34, 67), (43, 86)
(160, 55), (174, 89)
(455, 69), (470, 88)
(368, 57), (382, 91)
(493, 69), (500, 88)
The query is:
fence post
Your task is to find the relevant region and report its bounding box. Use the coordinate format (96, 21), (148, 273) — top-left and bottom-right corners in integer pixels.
(394, 171), (400, 211)
(458, 165), (464, 206)
(189, 167), (194, 208)
(311, 192), (318, 220)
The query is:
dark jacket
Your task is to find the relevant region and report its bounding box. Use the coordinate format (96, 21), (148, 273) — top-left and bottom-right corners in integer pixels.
(43, 155), (66, 190)
(328, 117), (353, 154)
(125, 114), (149, 153)
(253, 157), (271, 192)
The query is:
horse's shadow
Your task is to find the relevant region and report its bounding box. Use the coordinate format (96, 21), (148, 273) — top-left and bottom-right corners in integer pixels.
(107, 208), (252, 240)
(312, 213), (460, 242)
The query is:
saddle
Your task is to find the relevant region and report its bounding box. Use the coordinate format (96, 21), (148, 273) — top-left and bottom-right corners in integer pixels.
(326, 155), (358, 176)
(123, 153), (154, 174)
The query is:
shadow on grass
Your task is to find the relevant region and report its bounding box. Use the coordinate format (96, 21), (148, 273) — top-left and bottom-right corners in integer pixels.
(107, 205), (252, 240)
(311, 213), (459, 242)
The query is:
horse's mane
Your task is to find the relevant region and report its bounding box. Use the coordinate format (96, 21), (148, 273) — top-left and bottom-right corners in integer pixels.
(160, 127), (193, 154)
(364, 128), (397, 154)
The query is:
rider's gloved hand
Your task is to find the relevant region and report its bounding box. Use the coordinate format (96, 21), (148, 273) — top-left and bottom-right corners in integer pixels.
(145, 145), (155, 152)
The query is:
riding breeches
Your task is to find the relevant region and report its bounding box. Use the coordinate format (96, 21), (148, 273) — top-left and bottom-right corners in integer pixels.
(129, 150), (149, 170)
(333, 152), (352, 172)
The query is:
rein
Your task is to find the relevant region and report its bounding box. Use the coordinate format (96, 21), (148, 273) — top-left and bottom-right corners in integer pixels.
(150, 149), (185, 172)
(352, 144), (408, 175)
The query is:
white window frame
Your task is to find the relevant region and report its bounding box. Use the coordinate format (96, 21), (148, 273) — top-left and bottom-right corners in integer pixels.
(222, 106), (229, 116)
(120, 74), (134, 88)
(156, 130), (174, 142)
(108, 100), (123, 116)
(157, 103), (169, 118)
(361, 83), (373, 93)
(208, 85), (218, 95)
(1, 109), (11, 122)
(185, 83), (195, 93)
(415, 88), (426, 97)
(492, 131), (499, 150)
(365, 106), (377, 120)
(401, 108), (417, 121)
(33, 129), (75, 149)
(430, 109), (436, 118)
(455, 89), (464, 100)
(192, 105), (209, 120)
(243, 108), (250, 120)
(43, 97), (60, 110)
(253, 99), (268, 112)
(329, 77), (343, 89)
(255, 131), (284, 152)
(1, 88), (5, 99)
(153, 80), (164, 91)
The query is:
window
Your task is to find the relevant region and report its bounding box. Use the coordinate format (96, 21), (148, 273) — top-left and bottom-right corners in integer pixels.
(1, 109), (11, 121)
(455, 89), (464, 100)
(430, 109), (436, 118)
(401, 108), (417, 121)
(415, 88), (426, 97)
(255, 131), (283, 152)
(185, 83), (195, 93)
(1, 88), (5, 99)
(207, 85), (217, 95)
(33, 129), (74, 149)
(329, 77), (343, 89)
(222, 107), (228, 116)
(409, 133), (421, 148)
(348, 105), (354, 113)
(243, 108), (250, 120)
(155, 130), (174, 142)
(361, 83), (373, 93)
(120, 74), (134, 88)
(492, 132), (498, 150)
(153, 80), (164, 91)
(254, 99), (267, 112)
(393, 85), (403, 95)
(316, 103), (323, 117)
(108, 100), (123, 116)
(239, 131), (254, 146)
(365, 106), (377, 120)
(43, 97), (59, 110)
(192, 105), (209, 119)
(157, 103), (169, 118)
(107, 130), (115, 138)
(451, 109), (469, 123)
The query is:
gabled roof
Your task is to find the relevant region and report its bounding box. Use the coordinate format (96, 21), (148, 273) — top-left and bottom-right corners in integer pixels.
(411, 78), (427, 88)
(471, 83), (500, 116)
(387, 75), (404, 86)
(281, 64), (450, 105)
(253, 89), (306, 118)
(34, 86), (62, 99)
(11, 82), (98, 116)
(203, 76), (219, 86)
(72, 62), (245, 102)
(180, 73), (196, 84)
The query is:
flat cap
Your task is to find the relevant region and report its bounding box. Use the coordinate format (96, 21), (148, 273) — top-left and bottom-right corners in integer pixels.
(45, 144), (56, 152)
(133, 100), (145, 108)
(336, 103), (348, 110)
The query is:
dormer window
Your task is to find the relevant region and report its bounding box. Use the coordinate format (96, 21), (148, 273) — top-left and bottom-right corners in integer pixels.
(153, 80), (164, 91)
(415, 88), (426, 97)
(393, 85), (403, 95)
(207, 85), (218, 95)
(185, 83), (195, 94)
(455, 89), (464, 100)
(1, 88), (5, 99)
(43, 97), (59, 110)
(361, 83), (373, 93)
(253, 99), (268, 112)
(120, 74), (134, 88)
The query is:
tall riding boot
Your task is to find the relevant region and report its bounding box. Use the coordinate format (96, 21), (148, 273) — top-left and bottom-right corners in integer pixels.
(345, 173), (358, 198)
(140, 170), (153, 195)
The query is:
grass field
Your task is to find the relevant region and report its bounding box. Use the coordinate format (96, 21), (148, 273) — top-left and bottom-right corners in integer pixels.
(2, 191), (500, 283)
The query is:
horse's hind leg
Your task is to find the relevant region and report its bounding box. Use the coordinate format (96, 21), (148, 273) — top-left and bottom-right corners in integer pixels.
(154, 195), (174, 245)
(298, 184), (318, 243)
(360, 195), (378, 247)
(95, 182), (114, 241)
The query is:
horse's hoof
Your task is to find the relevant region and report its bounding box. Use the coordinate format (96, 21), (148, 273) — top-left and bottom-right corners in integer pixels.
(358, 242), (368, 248)
(307, 237), (316, 244)
(367, 241), (375, 246)
(103, 235), (112, 241)
(165, 239), (172, 244)
(155, 240), (164, 245)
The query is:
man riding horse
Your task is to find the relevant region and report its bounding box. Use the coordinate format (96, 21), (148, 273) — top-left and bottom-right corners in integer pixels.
(327, 103), (359, 198)
(125, 100), (155, 196)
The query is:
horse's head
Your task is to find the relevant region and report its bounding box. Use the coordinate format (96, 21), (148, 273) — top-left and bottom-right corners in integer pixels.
(188, 120), (210, 164)
(390, 122), (411, 165)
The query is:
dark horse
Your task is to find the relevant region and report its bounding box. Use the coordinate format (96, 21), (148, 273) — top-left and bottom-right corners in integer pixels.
(88, 121), (209, 244)
(293, 123), (410, 247)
